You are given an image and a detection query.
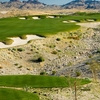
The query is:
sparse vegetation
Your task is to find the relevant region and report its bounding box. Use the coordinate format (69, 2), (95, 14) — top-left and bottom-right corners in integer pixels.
(75, 71), (81, 77)
(51, 51), (57, 54)
(17, 48), (25, 52)
(40, 72), (47, 75)
(37, 56), (45, 62)
(56, 38), (61, 41)
(19, 35), (27, 39)
(2, 39), (14, 45)
(14, 63), (18, 66)
(88, 60), (100, 82)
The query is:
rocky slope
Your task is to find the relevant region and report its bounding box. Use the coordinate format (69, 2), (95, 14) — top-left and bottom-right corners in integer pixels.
(0, 26), (100, 100)
(62, 0), (100, 9)
(0, 26), (100, 78)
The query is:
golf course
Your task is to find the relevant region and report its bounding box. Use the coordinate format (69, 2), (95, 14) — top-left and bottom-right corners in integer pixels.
(0, 12), (100, 100)
(0, 12), (100, 42)
(0, 75), (90, 100)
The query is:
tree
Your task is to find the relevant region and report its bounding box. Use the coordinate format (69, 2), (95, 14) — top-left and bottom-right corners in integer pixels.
(66, 70), (82, 100)
(89, 60), (100, 82)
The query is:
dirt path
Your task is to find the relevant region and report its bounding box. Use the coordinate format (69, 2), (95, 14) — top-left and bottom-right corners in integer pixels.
(77, 22), (100, 28)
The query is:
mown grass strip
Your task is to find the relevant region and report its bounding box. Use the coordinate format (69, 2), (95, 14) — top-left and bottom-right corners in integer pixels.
(0, 88), (39, 100)
(0, 75), (91, 88)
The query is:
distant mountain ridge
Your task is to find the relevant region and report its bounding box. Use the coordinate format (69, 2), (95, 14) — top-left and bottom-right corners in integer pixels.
(0, 0), (100, 10)
(62, 0), (100, 9)
(0, 0), (62, 10)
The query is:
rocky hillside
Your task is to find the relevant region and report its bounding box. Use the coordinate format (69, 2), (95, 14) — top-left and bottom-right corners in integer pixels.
(0, 25), (100, 78)
(0, 0), (100, 10)
(62, 0), (100, 9)
(0, 0), (61, 10)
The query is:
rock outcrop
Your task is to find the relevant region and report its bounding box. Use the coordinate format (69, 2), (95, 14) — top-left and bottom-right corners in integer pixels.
(62, 0), (100, 9)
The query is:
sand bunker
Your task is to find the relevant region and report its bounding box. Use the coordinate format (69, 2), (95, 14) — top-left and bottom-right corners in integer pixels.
(77, 22), (100, 28)
(32, 17), (40, 19)
(47, 16), (55, 18)
(19, 17), (26, 20)
(63, 21), (68, 23)
(0, 35), (43, 48)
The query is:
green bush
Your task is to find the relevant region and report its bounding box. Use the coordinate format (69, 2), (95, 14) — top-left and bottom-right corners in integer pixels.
(3, 39), (14, 45)
(49, 44), (56, 48)
(51, 51), (57, 54)
(40, 72), (46, 75)
(37, 57), (45, 62)
(52, 71), (56, 75)
(19, 35), (27, 39)
(38, 15), (46, 19)
(76, 71), (81, 77)
(14, 63), (18, 66)
(96, 49), (100, 53)
(18, 66), (23, 68)
(17, 48), (25, 52)
(56, 38), (61, 41)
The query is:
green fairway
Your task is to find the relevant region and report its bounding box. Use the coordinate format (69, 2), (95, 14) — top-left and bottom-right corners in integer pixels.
(0, 13), (100, 41)
(0, 75), (90, 88)
(0, 88), (39, 100)
(0, 17), (79, 41)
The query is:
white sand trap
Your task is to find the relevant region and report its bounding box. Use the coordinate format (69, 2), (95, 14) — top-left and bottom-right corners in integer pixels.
(0, 35), (43, 48)
(63, 21), (68, 23)
(47, 16), (55, 18)
(32, 17), (40, 20)
(77, 22), (100, 28)
(69, 20), (76, 23)
(19, 17), (26, 20)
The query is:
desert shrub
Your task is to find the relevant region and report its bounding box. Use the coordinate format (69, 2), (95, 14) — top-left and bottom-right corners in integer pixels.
(76, 71), (81, 77)
(27, 40), (32, 44)
(88, 55), (92, 58)
(53, 15), (60, 18)
(57, 49), (61, 52)
(0, 66), (3, 69)
(85, 62), (89, 65)
(56, 38), (61, 41)
(38, 15), (46, 19)
(30, 49), (33, 51)
(40, 72), (46, 75)
(12, 48), (16, 51)
(51, 51), (57, 54)
(24, 16), (32, 20)
(52, 71), (56, 75)
(37, 57), (45, 62)
(67, 62), (73, 66)
(68, 36), (80, 40)
(81, 88), (91, 91)
(3, 39), (14, 45)
(17, 48), (25, 52)
(49, 44), (56, 48)
(19, 35), (27, 39)
(96, 49), (100, 53)
(18, 66), (23, 68)
(14, 63), (18, 66)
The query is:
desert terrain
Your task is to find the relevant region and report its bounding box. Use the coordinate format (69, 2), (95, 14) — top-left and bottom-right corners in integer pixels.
(0, 1), (100, 98)
(0, 18), (100, 99)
